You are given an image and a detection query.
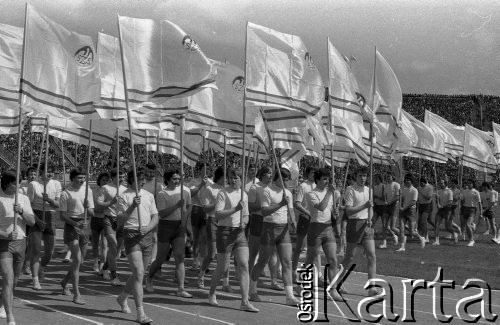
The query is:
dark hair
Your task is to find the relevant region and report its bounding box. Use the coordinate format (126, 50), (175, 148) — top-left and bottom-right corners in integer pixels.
(355, 166), (369, 176)
(127, 167), (147, 185)
(96, 172), (110, 187)
(404, 174), (414, 184)
(69, 167), (86, 181)
(257, 166), (272, 179)
(163, 169), (180, 184)
(314, 168), (330, 183)
(247, 163), (256, 170)
(420, 177), (427, 184)
(481, 181), (492, 190)
(213, 167), (224, 183)
(145, 163), (156, 171)
(374, 174), (383, 183)
(305, 166), (316, 178)
(227, 168), (242, 180)
(467, 179), (476, 188)
(26, 166), (36, 175)
(439, 179), (448, 186)
(273, 167), (291, 181)
(1, 169), (17, 191)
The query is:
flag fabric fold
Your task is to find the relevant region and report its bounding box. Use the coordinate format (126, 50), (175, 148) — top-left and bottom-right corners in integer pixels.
(424, 110), (464, 159)
(492, 122), (500, 160)
(463, 124), (497, 173)
(0, 23), (23, 110)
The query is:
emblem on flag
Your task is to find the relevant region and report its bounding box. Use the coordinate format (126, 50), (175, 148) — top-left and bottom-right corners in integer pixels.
(182, 35), (200, 52)
(304, 52), (315, 70)
(74, 46), (94, 66)
(486, 139), (495, 148)
(232, 76), (245, 93)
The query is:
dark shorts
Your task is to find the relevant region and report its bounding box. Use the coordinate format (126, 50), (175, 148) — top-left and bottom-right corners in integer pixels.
(346, 219), (374, 245)
(157, 220), (185, 243)
(0, 239), (26, 269)
(216, 226), (248, 254)
(484, 209), (494, 220)
(63, 221), (89, 245)
(260, 222), (291, 246)
(190, 205), (207, 229)
(207, 217), (218, 243)
(296, 215), (310, 237)
(30, 210), (57, 236)
(400, 207), (417, 222)
(90, 216), (106, 233)
(418, 203), (433, 214)
(462, 207), (476, 219)
(373, 205), (385, 217)
(104, 215), (123, 238)
(123, 228), (153, 259)
(307, 223), (335, 247)
(385, 202), (397, 216)
(436, 207), (452, 220)
(248, 214), (264, 237)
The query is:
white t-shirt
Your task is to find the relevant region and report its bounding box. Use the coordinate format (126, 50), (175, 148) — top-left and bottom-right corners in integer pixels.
(245, 177), (259, 193)
(462, 189), (481, 207)
(437, 188), (453, 207)
(116, 188), (157, 229)
(199, 183), (224, 218)
(157, 186), (192, 221)
(93, 186), (106, 218)
(385, 182), (400, 203)
(27, 179), (62, 211)
(295, 180), (315, 213)
(98, 184), (128, 217)
(344, 185), (370, 220)
(401, 185), (418, 209)
(418, 184), (434, 204)
(262, 184), (294, 224)
(247, 181), (267, 216)
(59, 185), (94, 219)
(142, 178), (164, 197)
(306, 188), (338, 224)
(0, 190), (33, 239)
(215, 189), (248, 227)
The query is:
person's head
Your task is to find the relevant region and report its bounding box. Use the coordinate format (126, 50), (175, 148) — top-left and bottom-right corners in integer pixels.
(314, 168), (330, 188)
(247, 163), (256, 179)
(213, 167), (225, 185)
(39, 163), (54, 180)
(386, 173), (395, 183)
(26, 166), (37, 182)
(69, 167), (86, 186)
(374, 174), (382, 185)
(1, 169), (17, 194)
(419, 177), (428, 187)
(305, 166), (316, 181)
(438, 179), (447, 189)
(127, 167), (147, 188)
(481, 181), (492, 191)
(257, 166), (273, 183)
(404, 174), (414, 188)
(145, 163), (156, 181)
(465, 179), (475, 189)
(354, 166), (369, 186)
(227, 168), (242, 189)
(109, 168), (124, 181)
(164, 169), (181, 188)
(97, 172), (110, 187)
(273, 168), (291, 188)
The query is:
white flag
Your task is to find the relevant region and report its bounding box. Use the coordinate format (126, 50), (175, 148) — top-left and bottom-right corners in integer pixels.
(0, 23), (23, 110)
(463, 124), (497, 173)
(21, 5), (99, 119)
(492, 122), (500, 160)
(424, 110), (464, 158)
(0, 108), (27, 135)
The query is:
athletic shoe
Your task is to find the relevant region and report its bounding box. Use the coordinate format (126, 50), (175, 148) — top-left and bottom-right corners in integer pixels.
(425, 236), (430, 243)
(240, 302), (259, 313)
(270, 282), (284, 291)
(116, 296), (131, 314)
(110, 276), (122, 286)
(208, 294), (218, 306)
(145, 277), (154, 293)
(72, 296), (86, 305)
(492, 238), (500, 244)
(431, 241), (440, 246)
(445, 234), (452, 239)
(60, 281), (71, 296)
(136, 315), (153, 325)
(222, 285), (234, 293)
(395, 247), (406, 252)
(377, 242), (387, 249)
(177, 290), (193, 298)
(466, 240), (475, 247)
(367, 287), (383, 297)
(92, 260), (100, 273)
(0, 306), (6, 318)
(286, 296), (300, 306)
(393, 235), (399, 245)
(419, 236), (426, 248)
(249, 293), (262, 302)
(103, 270), (111, 281)
(32, 278), (42, 291)
(23, 264), (31, 276)
(62, 258), (71, 264)
(197, 277), (205, 289)
(454, 233), (459, 244)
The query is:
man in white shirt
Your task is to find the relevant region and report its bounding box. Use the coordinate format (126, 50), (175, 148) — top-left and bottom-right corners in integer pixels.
(59, 167), (95, 305)
(145, 169), (192, 298)
(0, 170), (35, 324)
(208, 168), (258, 312)
(245, 163), (259, 193)
(341, 167), (380, 297)
(417, 177), (434, 242)
(115, 167), (158, 325)
(397, 175), (426, 252)
(434, 179), (458, 245)
(27, 163), (62, 290)
(461, 179), (482, 247)
(249, 168), (299, 306)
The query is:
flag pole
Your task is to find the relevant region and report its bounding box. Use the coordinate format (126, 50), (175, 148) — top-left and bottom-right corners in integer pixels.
(36, 124), (45, 177)
(83, 120), (93, 225)
(342, 149), (353, 190)
(179, 116), (186, 228)
(368, 46), (377, 223)
(202, 131), (206, 177)
(245, 142), (253, 184)
(41, 116), (50, 226)
(326, 37), (335, 182)
(144, 134), (148, 165)
(60, 136), (66, 189)
(260, 108), (294, 226)
(117, 16), (141, 229)
(154, 133), (160, 201)
(29, 118), (33, 167)
(223, 132), (227, 187)
(116, 127), (120, 191)
(240, 21), (250, 228)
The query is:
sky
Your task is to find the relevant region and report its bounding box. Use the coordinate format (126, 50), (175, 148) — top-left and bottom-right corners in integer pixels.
(1, 0), (499, 96)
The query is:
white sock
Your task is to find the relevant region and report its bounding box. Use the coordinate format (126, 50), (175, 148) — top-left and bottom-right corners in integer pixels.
(136, 306), (144, 316)
(249, 280), (257, 294)
(222, 277), (229, 286)
(33, 276), (39, 282)
(285, 285), (294, 298)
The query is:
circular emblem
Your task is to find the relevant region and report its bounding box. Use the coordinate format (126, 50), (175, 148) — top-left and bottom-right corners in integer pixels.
(486, 139), (495, 148)
(304, 52), (315, 70)
(232, 76), (245, 93)
(182, 35), (200, 52)
(356, 92), (366, 107)
(74, 46), (94, 66)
